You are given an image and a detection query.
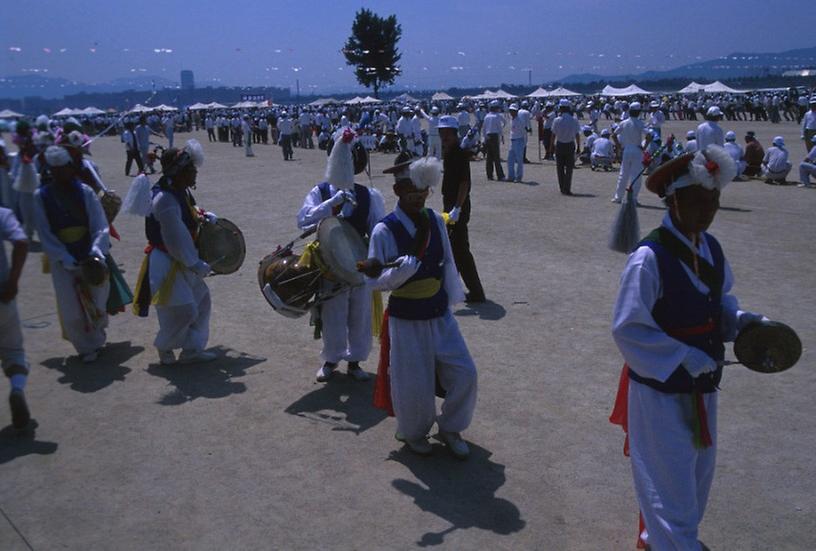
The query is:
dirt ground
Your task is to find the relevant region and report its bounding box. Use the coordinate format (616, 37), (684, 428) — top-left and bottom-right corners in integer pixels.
(1, 118), (814, 550)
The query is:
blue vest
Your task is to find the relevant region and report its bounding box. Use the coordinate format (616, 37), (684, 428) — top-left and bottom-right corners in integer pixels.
(384, 209), (448, 321)
(39, 180), (92, 261)
(145, 180), (198, 249)
(629, 227), (725, 394)
(317, 181), (371, 238)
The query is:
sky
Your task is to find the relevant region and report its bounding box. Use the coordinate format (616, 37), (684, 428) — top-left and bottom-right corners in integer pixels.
(1, 0), (814, 93)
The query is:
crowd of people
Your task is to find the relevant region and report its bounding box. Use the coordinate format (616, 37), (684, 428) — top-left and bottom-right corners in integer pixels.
(0, 83), (813, 550)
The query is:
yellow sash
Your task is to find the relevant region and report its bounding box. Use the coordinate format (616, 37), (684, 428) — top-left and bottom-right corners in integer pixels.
(391, 278), (441, 300)
(56, 225), (88, 244)
(131, 254), (183, 315)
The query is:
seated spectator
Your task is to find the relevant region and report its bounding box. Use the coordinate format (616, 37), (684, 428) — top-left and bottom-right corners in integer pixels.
(798, 135), (816, 188)
(724, 131), (746, 178)
(743, 130), (765, 177)
(762, 136), (792, 184)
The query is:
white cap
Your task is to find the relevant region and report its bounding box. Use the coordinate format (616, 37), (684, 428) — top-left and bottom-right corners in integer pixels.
(707, 106), (723, 117)
(772, 136), (784, 146)
(650, 100), (660, 108)
(430, 106), (439, 114)
(686, 130), (696, 139)
(725, 131), (736, 141)
(508, 103), (519, 111)
(600, 128), (610, 137)
(437, 115), (458, 129)
(629, 102), (641, 111)
(558, 99), (570, 108)
(809, 96), (816, 104)
(489, 99), (500, 108)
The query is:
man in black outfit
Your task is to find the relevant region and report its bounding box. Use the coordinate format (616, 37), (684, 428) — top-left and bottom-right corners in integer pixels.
(438, 116), (486, 303)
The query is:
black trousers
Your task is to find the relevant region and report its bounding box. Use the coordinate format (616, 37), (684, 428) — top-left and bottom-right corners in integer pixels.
(206, 128), (216, 142)
(442, 196), (485, 299)
(542, 128), (554, 158)
(555, 141), (575, 194)
(484, 134), (504, 180)
(125, 149), (143, 175)
(280, 135), (293, 159)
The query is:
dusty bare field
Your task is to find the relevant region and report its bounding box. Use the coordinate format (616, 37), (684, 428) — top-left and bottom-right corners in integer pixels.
(1, 118), (814, 550)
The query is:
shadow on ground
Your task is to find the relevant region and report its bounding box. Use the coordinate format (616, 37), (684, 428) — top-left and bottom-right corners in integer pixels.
(285, 374), (386, 434)
(389, 442), (525, 547)
(0, 423), (58, 465)
(41, 340), (141, 393)
(454, 300), (507, 321)
(146, 345), (265, 405)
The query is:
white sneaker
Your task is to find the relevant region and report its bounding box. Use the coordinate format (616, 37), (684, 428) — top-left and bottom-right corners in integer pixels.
(158, 349), (177, 365)
(316, 362), (337, 382)
(81, 351), (98, 364)
(610, 197), (621, 204)
(437, 431), (470, 460)
(178, 349), (217, 364)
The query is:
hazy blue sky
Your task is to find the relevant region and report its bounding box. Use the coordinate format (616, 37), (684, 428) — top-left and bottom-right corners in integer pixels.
(2, 0), (813, 92)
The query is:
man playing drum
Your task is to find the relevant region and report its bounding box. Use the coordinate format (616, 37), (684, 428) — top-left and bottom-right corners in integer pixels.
(610, 145), (768, 550)
(131, 140), (217, 365)
(365, 156), (477, 459)
(297, 128), (385, 383)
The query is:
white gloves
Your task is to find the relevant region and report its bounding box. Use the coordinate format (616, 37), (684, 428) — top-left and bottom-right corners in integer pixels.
(738, 311), (770, 330)
(387, 255), (421, 287)
(683, 347), (718, 377)
(203, 211), (218, 224)
(329, 190), (347, 207)
(448, 206), (461, 223)
(189, 260), (211, 278)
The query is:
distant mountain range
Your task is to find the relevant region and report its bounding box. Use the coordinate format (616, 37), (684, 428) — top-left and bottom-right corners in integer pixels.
(561, 46), (816, 84)
(0, 74), (178, 99)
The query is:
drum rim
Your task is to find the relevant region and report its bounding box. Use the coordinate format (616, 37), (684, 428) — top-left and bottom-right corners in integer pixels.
(199, 217), (246, 275)
(316, 217), (366, 285)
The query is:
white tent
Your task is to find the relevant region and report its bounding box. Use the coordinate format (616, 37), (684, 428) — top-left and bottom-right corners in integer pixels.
(468, 89), (498, 100)
(492, 89), (516, 99)
(601, 84), (652, 97)
(394, 93), (419, 103)
(188, 102), (210, 110)
(677, 81), (706, 94)
(703, 81), (747, 94)
(81, 106), (106, 115)
(527, 87), (550, 98)
(129, 104), (154, 113)
(53, 107), (80, 117)
(547, 86), (581, 97)
(358, 96), (382, 104)
(309, 97), (340, 106)
(0, 109), (24, 118)
(344, 96), (365, 105)
(207, 102), (228, 109)
(431, 92), (455, 101)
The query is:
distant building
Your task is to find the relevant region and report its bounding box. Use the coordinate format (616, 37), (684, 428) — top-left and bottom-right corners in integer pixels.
(181, 70), (195, 90)
(782, 69), (816, 77)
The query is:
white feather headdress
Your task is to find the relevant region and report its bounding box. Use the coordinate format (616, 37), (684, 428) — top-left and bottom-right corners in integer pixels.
(409, 157), (443, 190)
(325, 128), (355, 188)
(184, 139), (204, 167)
(686, 145), (737, 192)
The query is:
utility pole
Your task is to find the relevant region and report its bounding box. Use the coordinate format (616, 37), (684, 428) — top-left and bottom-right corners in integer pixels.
(528, 69), (532, 86)
(296, 79), (300, 98)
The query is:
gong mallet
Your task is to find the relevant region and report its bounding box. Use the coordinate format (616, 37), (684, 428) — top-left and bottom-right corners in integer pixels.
(356, 258), (403, 278)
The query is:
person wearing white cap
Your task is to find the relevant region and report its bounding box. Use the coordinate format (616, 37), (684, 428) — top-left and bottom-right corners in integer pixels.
(611, 102), (646, 203)
(723, 131), (745, 178)
(684, 130), (698, 154)
(551, 99), (581, 194)
(396, 106), (415, 156)
(541, 102), (556, 160)
(456, 104), (471, 140)
(366, 156), (477, 458)
(481, 101), (506, 181)
(591, 128), (614, 169)
(410, 105), (427, 156)
(507, 104), (526, 182)
(425, 106), (442, 158)
(241, 116), (254, 157)
(297, 128), (386, 382)
(696, 107), (725, 151)
(278, 111), (294, 160)
(33, 145), (110, 363)
(801, 96), (816, 153)
(611, 145), (767, 551)
(798, 134), (816, 188)
(648, 101), (665, 139)
(518, 100), (533, 163)
(762, 136), (792, 184)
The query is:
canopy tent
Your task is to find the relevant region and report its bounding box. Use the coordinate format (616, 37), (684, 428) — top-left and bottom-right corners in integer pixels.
(678, 81), (747, 94)
(309, 97), (340, 106)
(81, 106), (106, 115)
(546, 86), (581, 97)
(187, 102), (210, 110)
(0, 109), (24, 118)
(129, 104), (155, 113)
(207, 102), (227, 109)
(358, 96), (382, 104)
(601, 84), (652, 97)
(677, 81), (706, 94)
(344, 96), (365, 105)
(393, 93), (419, 103)
(52, 107), (80, 117)
(431, 91), (455, 101)
(468, 89), (499, 100)
(492, 89), (516, 99)
(230, 101), (255, 109)
(527, 87), (550, 98)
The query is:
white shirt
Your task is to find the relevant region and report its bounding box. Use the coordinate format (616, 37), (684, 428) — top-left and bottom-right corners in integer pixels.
(278, 117), (294, 135)
(649, 110), (665, 128)
(366, 205), (464, 307)
(517, 109), (532, 131)
(509, 116), (526, 139)
(805, 145), (816, 163)
(724, 142), (743, 163)
(695, 121), (724, 151)
(396, 116), (413, 137)
(612, 214), (744, 382)
(457, 111), (470, 126)
(0, 207), (25, 284)
(801, 110), (816, 136)
(763, 146), (790, 172)
(615, 117), (645, 150)
(297, 183), (386, 234)
(685, 140), (699, 154)
(592, 137), (614, 158)
(481, 112), (504, 136)
(551, 113), (580, 143)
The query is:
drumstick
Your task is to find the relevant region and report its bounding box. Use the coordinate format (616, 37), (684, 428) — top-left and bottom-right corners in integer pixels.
(356, 258), (401, 277)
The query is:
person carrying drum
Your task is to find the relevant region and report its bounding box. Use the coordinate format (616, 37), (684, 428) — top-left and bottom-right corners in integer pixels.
(131, 140), (216, 365)
(297, 128), (385, 383)
(610, 145), (768, 550)
(32, 145), (111, 364)
(365, 156), (477, 459)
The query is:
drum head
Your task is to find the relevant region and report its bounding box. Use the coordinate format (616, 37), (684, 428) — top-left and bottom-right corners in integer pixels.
(198, 218), (246, 275)
(734, 321), (802, 374)
(316, 217), (367, 285)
